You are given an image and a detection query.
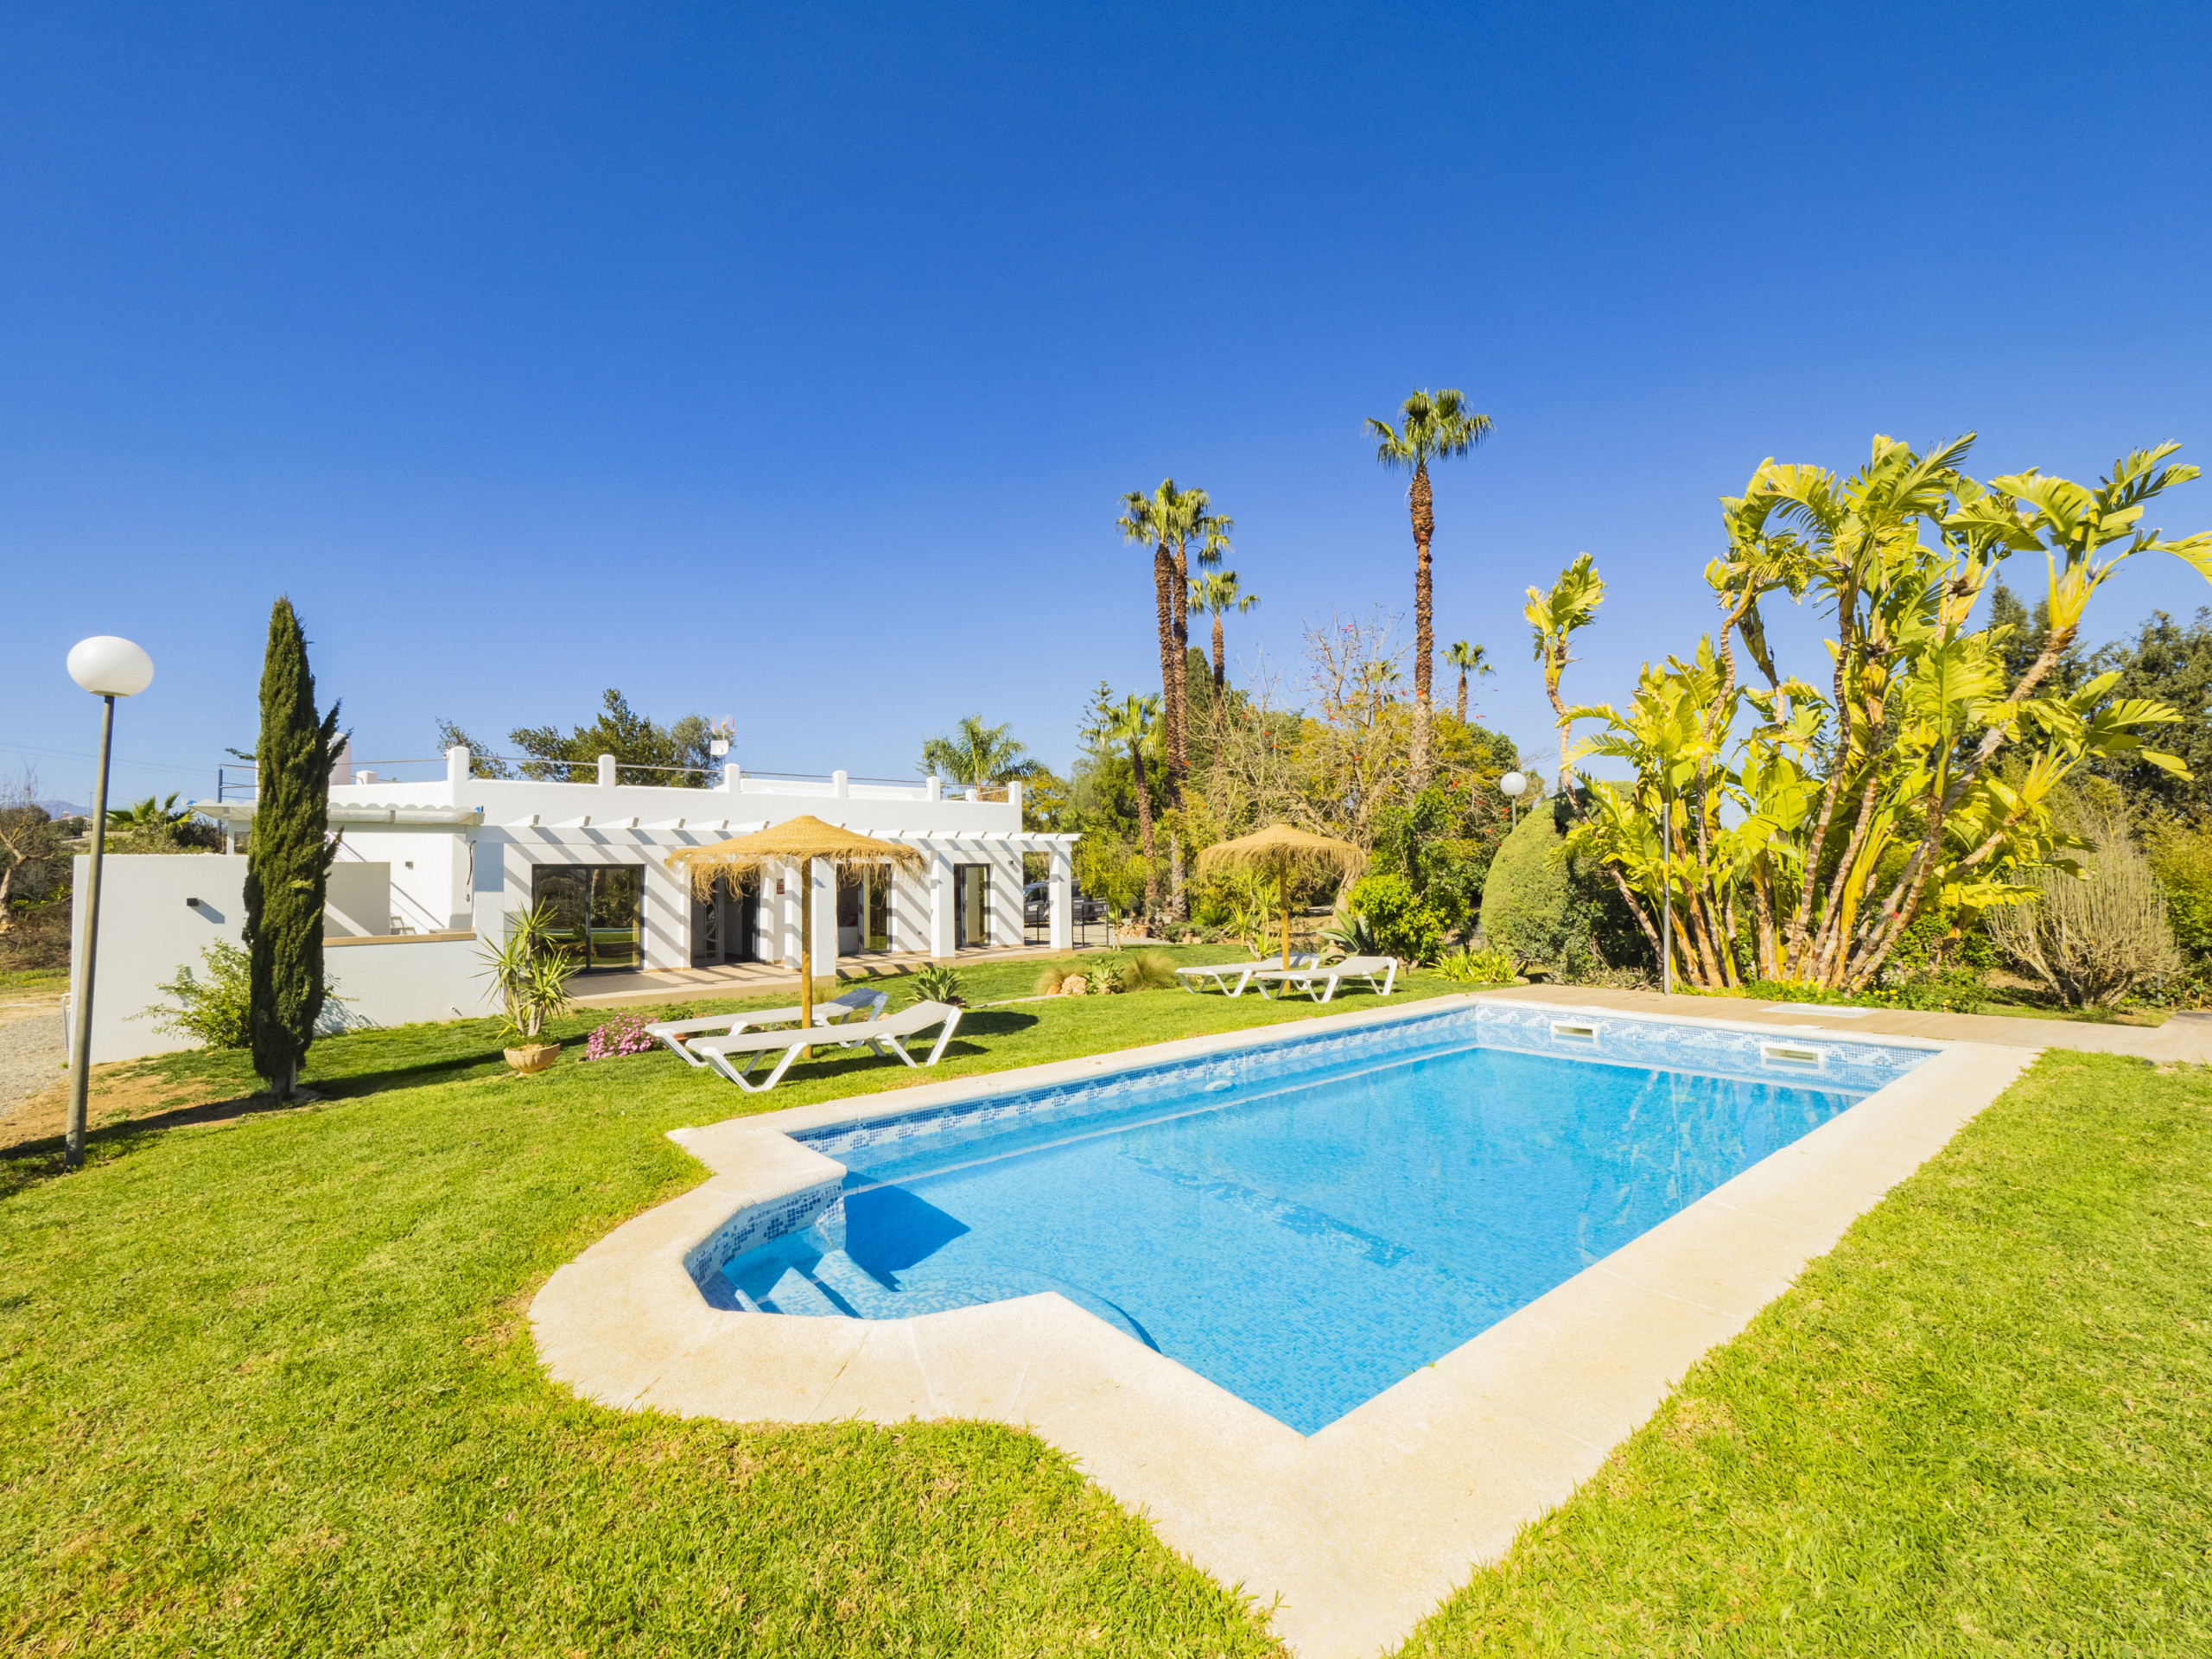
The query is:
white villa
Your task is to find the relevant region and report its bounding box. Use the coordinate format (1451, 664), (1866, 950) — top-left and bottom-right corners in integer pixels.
(72, 747), (1079, 1064)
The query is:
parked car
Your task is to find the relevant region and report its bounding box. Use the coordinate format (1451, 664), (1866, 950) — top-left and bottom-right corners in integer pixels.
(1024, 882), (1103, 925)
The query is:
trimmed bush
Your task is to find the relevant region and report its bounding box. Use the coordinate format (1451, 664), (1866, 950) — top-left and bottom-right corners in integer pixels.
(1341, 874), (1446, 965)
(1478, 798), (1584, 963)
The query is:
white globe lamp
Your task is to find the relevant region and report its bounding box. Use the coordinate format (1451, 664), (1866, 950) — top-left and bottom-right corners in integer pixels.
(1499, 769), (1529, 829)
(61, 633), (156, 1170)
(67, 635), (155, 698)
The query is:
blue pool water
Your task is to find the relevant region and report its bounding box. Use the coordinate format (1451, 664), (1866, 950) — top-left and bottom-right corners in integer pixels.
(711, 1007), (1929, 1433)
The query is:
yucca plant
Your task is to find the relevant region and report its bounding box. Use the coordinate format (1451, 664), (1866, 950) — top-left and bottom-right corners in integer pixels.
(479, 903), (581, 1043)
(911, 963), (965, 1007)
(1319, 908), (1380, 959)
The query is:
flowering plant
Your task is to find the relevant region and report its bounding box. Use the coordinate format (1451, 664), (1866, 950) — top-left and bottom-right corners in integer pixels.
(582, 1011), (655, 1061)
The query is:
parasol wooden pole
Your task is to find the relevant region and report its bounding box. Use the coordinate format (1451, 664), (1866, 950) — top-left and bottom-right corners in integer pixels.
(798, 858), (815, 1050)
(1280, 856), (1292, 968)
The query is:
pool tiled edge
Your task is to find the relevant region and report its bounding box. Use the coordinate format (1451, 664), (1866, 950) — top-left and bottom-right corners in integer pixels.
(528, 994), (2037, 1659)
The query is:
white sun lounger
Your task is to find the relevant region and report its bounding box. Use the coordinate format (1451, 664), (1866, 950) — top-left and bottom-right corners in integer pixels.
(684, 1001), (963, 1092)
(645, 988), (889, 1068)
(1249, 955), (1399, 1004)
(1174, 954), (1317, 998)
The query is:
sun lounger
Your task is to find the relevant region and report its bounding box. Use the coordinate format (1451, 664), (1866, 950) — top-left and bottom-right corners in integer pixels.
(1249, 955), (1398, 1004)
(645, 988), (889, 1068)
(684, 1000), (963, 1092)
(1175, 954), (1316, 997)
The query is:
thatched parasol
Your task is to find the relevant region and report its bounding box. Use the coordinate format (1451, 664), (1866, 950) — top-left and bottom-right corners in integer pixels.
(1196, 824), (1364, 966)
(667, 815), (924, 1033)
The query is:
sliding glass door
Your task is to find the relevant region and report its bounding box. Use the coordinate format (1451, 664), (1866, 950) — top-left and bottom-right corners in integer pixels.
(531, 864), (644, 972)
(954, 863), (989, 948)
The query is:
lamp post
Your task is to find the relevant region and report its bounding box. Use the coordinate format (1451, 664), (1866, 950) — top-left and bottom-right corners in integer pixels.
(1498, 770), (1528, 830)
(62, 635), (155, 1170)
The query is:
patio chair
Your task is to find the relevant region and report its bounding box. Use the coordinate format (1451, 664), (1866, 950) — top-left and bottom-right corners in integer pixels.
(684, 1001), (964, 1093)
(1249, 954), (1399, 1004)
(645, 988), (890, 1068)
(1175, 953), (1316, 998)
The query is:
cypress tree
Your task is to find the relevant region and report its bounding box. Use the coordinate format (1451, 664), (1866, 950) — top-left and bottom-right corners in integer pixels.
(244, 597), (343, 1097)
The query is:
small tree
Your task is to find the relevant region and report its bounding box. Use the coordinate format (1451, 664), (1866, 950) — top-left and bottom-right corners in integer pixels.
(245, 597), (343, 1097)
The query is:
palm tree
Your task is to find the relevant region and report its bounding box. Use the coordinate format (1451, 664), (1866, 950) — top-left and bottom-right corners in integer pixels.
(1178, 510), (1232, 764)
(1089, 692), (1163, 917)
(1365, 389), (1492, 784)
(918, 715), (1041, 788)
(1190, 571), (1261, 693)
(1117, 480), (1230, 787)
(106, 792), (191, 830)
(1443, 639), (1491, 723)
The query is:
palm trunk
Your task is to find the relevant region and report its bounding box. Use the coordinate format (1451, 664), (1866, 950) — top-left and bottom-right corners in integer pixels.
(1409, 461), (1435, 785)
(1455, 667), (1467, 724)
(1130, 747), (1160, 917)
(1170, 544), (1191, 785)
(1212, 614), (1226, 692)
(1151, 543), (1180, 804)
(1168, 830), (1186, 922)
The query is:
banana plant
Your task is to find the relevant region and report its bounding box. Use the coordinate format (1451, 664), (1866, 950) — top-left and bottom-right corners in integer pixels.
(1555, 435), (2203, 990)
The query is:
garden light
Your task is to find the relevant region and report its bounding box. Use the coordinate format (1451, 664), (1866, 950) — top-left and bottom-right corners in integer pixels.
(62, 634), (154, 1168)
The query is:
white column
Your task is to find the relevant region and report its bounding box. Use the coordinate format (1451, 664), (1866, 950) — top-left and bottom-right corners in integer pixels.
(721, 763), (741, 793)
(812, 859), (838, 978)
(832, 769), (849, 798)
(925, 775), (942, 800)
(447, 746), (470, 786)
(928, 850), (957, 959)
(1007, 780), (1023, 817)
(596, 753), (616, 786)
(1048, 842), (1071, 950)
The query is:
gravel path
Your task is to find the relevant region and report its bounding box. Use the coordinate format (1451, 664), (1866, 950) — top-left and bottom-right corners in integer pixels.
(0, 1005), (67, 1116)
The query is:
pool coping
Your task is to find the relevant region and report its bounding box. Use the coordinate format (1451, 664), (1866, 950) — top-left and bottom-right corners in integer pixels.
(529, 992), (2037, 1659)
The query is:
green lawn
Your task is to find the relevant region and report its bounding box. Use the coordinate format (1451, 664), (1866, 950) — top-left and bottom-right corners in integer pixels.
(3, 957), (2206, 1656)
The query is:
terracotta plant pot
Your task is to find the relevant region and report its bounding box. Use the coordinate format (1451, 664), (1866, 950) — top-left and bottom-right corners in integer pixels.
(504, 1042), (560, 1074)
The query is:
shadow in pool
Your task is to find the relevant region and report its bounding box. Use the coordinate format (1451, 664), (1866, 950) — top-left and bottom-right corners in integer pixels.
(842, 1184), (971, 1276)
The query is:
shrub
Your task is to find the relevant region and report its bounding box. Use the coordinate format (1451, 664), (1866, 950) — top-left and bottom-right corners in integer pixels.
(141, 940), (351, 1049)
(910, 963), (964, 1006)
(582, 1011), (655, 1060)
(1338, 874), (1445, 965)
(1478, 801), (1583, 964)
(1035, 961), (1071, 995)
(1436, 946), (1516, 984)
(1986, 787), (2179, 1007)
(2147, 816), (2212, 962)
(1878, 968), (1988, 1014)
(141, 941), (256, 1049)
(1126, 949), (1178, 989)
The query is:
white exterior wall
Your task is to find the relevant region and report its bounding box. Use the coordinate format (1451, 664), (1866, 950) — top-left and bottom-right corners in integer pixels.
(66, 854), (491, 1065)
(329, 768), (1026, 952)
(322, 934), (488, 1027)
(68, 855), (249, 1065)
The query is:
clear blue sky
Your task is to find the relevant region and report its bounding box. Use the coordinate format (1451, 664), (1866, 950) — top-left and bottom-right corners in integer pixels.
(9, 2), (2212, 808)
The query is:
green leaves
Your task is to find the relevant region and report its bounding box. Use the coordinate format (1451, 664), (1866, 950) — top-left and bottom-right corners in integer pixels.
(1554, 434), (2208, 988)
(1365, 388), (1492, 469)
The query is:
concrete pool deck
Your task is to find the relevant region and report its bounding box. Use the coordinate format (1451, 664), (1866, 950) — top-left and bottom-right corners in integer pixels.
(531, 993), (2046, 1657)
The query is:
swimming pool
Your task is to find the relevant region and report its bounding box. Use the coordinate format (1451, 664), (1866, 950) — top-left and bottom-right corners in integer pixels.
(708, 1004), (1934, 1433)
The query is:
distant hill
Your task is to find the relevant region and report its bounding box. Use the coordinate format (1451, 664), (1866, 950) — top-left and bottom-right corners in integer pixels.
(35, 800), (86, 819)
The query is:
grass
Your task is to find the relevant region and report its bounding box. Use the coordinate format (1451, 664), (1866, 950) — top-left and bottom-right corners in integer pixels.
(1402, 1050), (2212, 1656)
(0, 967), (67, 995)
(3, 955), (2205, 1654)
(0, 945), (1453, 1656)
